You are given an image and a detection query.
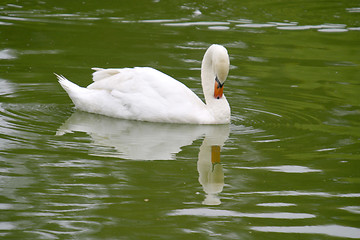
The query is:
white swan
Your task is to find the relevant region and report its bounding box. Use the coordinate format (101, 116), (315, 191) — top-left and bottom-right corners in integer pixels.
(56, 44), (231, 124)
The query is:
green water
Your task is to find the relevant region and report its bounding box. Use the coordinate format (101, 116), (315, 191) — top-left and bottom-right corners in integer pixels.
(1, 1), (360, 239)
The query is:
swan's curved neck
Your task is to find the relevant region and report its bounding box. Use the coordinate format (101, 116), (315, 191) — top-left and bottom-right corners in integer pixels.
(201, 47), (216, 104)
(201, 45), (229, 104)
(200, 45), (230, 123)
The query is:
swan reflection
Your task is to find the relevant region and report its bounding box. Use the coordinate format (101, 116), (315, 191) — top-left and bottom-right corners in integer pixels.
(57, 111), (229, 204)
(197, 126), (229, 205)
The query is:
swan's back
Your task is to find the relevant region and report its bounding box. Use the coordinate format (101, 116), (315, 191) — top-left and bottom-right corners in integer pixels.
(68, 67), (213, 123)
(88, 67), (203, 106)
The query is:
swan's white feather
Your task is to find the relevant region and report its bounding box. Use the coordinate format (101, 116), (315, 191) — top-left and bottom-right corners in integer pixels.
(91, 67), (120, 82)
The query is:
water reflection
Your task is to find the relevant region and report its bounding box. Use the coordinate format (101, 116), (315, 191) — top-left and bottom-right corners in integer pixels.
(57, 111), (229, 204)
(57, 111), (229, 160)
(197, 126), (229, 205)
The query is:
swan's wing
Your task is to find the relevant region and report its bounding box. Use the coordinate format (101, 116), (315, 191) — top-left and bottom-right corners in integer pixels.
(86, 67), (211, 123)
(91, 68), (121, 82)
(88, 67), (203, 105)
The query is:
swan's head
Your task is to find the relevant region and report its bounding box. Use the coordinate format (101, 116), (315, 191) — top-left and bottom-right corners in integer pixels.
(211, 45), (230, 99)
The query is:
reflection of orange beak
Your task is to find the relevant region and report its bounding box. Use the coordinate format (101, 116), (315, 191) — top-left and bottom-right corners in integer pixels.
(211, 146), (221, 164)
(214, 81), (224, 99)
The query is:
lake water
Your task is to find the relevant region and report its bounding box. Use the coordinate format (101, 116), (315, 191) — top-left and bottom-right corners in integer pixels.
(1, 1), (360, 239)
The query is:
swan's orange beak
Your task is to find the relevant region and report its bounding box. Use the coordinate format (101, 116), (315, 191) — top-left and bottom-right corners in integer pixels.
(214, 81), (224, 99)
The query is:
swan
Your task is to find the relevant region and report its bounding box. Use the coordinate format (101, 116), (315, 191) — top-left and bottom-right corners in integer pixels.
(56, 44), (231, 124)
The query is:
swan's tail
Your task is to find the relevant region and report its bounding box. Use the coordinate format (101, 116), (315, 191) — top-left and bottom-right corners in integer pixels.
(55, 73), (82, 93)
(55, 73), (116, 117)
(55, 73), (92, 111)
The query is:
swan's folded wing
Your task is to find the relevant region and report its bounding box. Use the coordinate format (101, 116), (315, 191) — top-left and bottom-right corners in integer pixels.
(91, 68), (121, 82)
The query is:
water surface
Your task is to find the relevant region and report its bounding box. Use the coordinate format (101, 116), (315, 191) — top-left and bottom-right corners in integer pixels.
(1, 1), (359, 239)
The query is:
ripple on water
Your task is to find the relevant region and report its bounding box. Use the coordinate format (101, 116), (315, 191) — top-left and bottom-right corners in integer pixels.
(169, 208), (315, 219)
(0, 79), (15, 96)
(0, 100), (73, 152)
(234, 165), (322, 173)
(234, 191), (360, 198)
(0, 49), (17, 60)
(257, 202), (297, 207)
(0, 222), (16, 230)
(340, 206), (360, 214)
(39, 220), (102, 235)
(239, 83), (347, 136)
(251, 225), (360, 239)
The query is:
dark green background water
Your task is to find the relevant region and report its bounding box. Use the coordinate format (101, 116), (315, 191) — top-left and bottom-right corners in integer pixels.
(1, 0), (359, 239)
